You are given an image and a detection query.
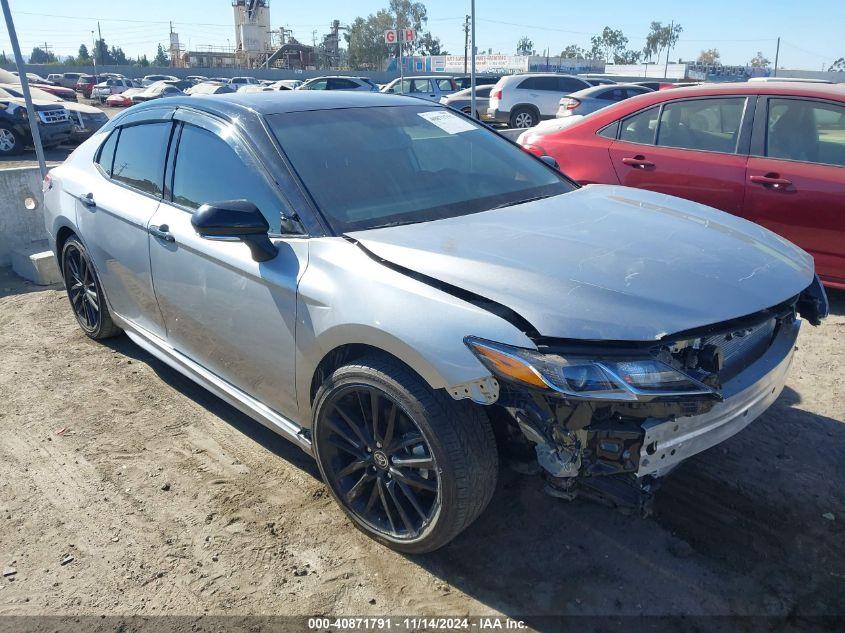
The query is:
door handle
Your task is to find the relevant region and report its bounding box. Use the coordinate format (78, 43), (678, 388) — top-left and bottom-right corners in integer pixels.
(622, 156), (655, 169)
(749, 174), (793, 190)
(148, 224), (175, 243)
(81, 192), (96, 208)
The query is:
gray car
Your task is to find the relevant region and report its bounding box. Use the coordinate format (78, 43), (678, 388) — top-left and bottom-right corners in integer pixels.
(381, 76), (458, 102)
(44, 92), (828, 553)
(556, 83), (654, 118)
(440, 85), (493, 120)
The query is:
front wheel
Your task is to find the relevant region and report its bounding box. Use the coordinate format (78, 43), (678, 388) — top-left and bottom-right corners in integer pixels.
(312, 355), (498, 553)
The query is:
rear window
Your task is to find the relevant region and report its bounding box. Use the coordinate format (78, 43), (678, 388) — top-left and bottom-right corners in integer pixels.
(111, 122), (172, 196)
(95, 130), (119, 175)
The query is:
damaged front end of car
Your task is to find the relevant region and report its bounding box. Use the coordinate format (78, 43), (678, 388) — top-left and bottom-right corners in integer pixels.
(465, 277), (828, 515)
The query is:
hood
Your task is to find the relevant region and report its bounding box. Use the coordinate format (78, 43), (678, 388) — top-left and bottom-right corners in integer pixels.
(347, 185), (814, 341)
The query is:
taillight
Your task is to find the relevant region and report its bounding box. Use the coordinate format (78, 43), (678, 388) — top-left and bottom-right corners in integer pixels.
(42, 173), (53, 193)
(563, 98), (581, 110)
(491, 88), (502, 100)
(521, 144), (545, 157)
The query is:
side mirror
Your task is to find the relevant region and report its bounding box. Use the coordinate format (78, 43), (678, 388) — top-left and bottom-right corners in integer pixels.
(540, 155), (559, 170)
(192, 200), (278, 262)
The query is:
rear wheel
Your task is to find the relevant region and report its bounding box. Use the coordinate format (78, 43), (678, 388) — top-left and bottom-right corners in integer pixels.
(312, 355), (498, 553)
(61, 237), (121, 340)
(510, 106), (537, 129)
(0, 124), (23, 156)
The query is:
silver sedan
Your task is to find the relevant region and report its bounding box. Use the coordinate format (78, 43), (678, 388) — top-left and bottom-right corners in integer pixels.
(43, 91), (827, 553)
(556, 83), (653, 118)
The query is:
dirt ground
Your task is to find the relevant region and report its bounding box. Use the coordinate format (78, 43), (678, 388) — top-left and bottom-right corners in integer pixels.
(0, 265), (843, 626)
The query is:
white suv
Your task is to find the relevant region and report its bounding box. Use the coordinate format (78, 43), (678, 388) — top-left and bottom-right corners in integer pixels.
(91, 78), (134, 101)
(488, 73), (592, 128)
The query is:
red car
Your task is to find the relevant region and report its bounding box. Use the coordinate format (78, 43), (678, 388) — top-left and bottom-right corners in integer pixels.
(520, 82), (845, 289)
(75, 75), (99, 98)
(28, 82), (77, 102)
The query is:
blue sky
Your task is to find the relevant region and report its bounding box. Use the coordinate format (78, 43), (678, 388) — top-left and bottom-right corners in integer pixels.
(1, 0), (841, 70)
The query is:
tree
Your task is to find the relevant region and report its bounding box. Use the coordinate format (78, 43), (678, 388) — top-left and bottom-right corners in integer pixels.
(417, 31), (444, 56)
(749, 51), (770, 68)
(110, 46), (128, 66)
(615, 49), (642, 64)
(29, 46), (57, 64)
(697, 48), (720, 65)
(93, 38), (112, 65)
(560, 44), (586, 59)
(153, 43), (169, 67)
(642, 21), (683, 65)
(76, 44), (91, 64)
(828, 57), (844, 72)
(589, 27), (628, 63)
(516, 36), (533, 56)
(0, 51), (7, 65)
(345, 10), (395, 70)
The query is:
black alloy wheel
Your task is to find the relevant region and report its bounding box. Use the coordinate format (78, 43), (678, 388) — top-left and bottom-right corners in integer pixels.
(316, 384), (440, 542)
(61, 237), (121, 340)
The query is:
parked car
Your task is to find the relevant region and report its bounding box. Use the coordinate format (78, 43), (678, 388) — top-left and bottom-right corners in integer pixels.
(0, 84), (108, 143)
(209, 77), (231, 84)
(453, 76), (500, 90)
(0, 69), (76, 101)
(106, 88), (145, 107)
(185, 75), (209, 84)
(11, 71), (56, 85)
(51, 72), (86, 89)
(487, 73), (592, 128)
(186, 82), (236, 96)
(237, 84), (273, 93)
(581, 77), (618, 86)
(141, 74), (178, 87)
(517, 82), (845, 288)
(44, 91), (827, 553)
(631, 81), (701, 91)
(380, 76), (458, 101)
(46, 73), (64, 84)
(270, 79), (302, 90)
(131, 83), (184, 103)
(75, 75), (99, 98)
(0, 92), (72, 154)
(299, 76), (379, 92)
(555, 83), (653, 118)
(749, 77), (833, 84)
(440, 85), (494, 119)
(230, 76), (259, 87)
(91, 78), (135, 102)
(159, 80), (194, 92)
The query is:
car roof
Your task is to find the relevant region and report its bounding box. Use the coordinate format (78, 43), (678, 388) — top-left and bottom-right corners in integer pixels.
(635, 81), (845, 100)
(127, 90), (423, 118)
(395, 75), (454, 80)
(569, 83), (653, 97)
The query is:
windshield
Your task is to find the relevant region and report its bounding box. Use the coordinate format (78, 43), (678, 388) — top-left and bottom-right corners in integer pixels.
(267, 105), (574, 232)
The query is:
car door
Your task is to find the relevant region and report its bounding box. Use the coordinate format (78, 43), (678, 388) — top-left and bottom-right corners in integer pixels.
(608, 96), (751, 214)
(147, 109), (308, 420)
(745, 96), (845, 285)
(409, 78), (437, 101)
(72, 110), (173, 339)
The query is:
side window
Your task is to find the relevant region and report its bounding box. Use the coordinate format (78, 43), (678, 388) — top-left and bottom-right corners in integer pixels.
(437, 78), (453, 91)
(171, 124), (283, 233)
(766, 98), (845, 167)
(558, 78), (586, 93)
(111, 122), (172, 196)
(597, 121), (620, 139)
(306, 79), (327, 90)
(619, 106), (659, 145)
(95, 129), (119, 176)
(597, 89), (625, 101)
(535, 77), (559, 91)
(476, 86), (492, 98)
(328, 78), (355, 90)
(398, 79), (413, 93)
(410, 79), (433, 94)
(656, 98), (745, 154)
(517, 77), (537, 90)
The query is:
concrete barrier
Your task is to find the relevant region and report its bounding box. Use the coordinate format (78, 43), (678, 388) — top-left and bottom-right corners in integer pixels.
(0, 166), (60, 284)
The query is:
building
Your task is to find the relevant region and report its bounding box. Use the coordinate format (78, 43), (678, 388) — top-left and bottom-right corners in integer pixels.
(387, 54), (603, 76)
(233, 0), (272, 68)
(184, 47), (237, 69)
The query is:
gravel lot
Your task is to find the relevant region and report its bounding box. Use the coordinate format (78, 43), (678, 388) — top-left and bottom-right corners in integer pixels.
(0, 266), (843, 623)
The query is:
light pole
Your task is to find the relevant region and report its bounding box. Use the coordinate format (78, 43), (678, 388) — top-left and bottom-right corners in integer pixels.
(470, 0), (476, 120)
(1, 0), (47, 178)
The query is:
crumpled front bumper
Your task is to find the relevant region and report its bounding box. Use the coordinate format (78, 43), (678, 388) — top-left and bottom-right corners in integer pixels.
(637, 317), (800, 477)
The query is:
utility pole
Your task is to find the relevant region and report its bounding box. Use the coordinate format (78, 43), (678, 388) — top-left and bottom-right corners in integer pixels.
(663, 19), (673, 79)
(97, 21), (103, 71)
(91, 30), (97, 75)
(470, 0), (476, 120)
(1, 0), (46, 178)
(773, 36), (780, 77)
(463, 15), (470, 75)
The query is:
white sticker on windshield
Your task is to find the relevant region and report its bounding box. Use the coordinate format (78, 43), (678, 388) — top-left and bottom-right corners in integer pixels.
(418, 110), (476, 134)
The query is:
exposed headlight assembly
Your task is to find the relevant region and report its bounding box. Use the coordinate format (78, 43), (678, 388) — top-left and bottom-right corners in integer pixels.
(465, 337), (716, 402)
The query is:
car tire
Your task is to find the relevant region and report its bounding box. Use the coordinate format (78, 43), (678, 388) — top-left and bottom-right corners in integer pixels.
(0, 124), (23, 156)
(61, 236), (122, 340)
(510, 106), (538, 129)
(312, 354), (498, 554)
